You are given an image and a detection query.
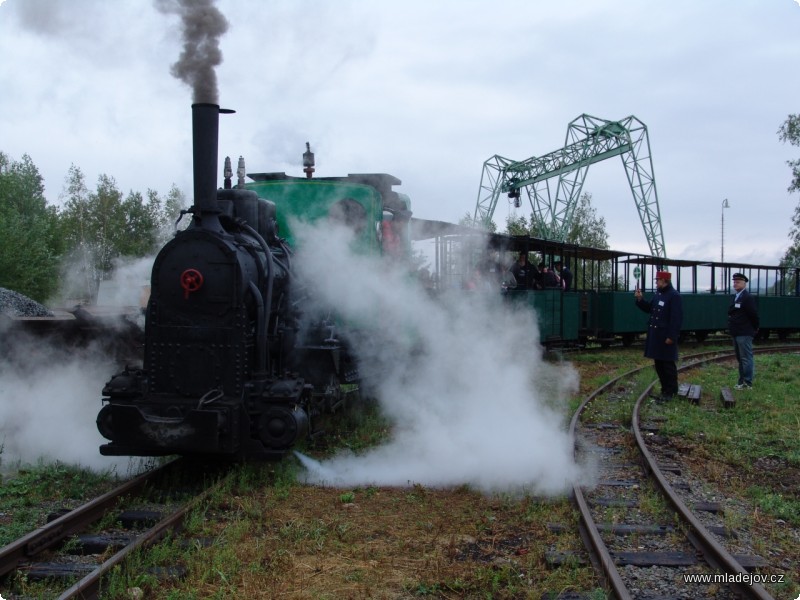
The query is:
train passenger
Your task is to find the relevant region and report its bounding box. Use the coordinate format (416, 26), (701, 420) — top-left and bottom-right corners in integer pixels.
(473, 266), (500, 291)
(728, 272), (759, 389)
(509, 252), (536, 289)
(634, 271), (683, 401)
(540, 263), (560, 288)
(381, 212), (402, 258)
(483, 252), (505, 288)
(554, 260), (572, 291)
(418, 267), (436, 295)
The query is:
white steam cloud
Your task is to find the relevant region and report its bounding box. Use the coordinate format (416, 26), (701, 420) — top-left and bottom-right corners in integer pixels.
(0, 258), (155, 476)
(0, 325), (136, 475)
(292, 221), (585, 495)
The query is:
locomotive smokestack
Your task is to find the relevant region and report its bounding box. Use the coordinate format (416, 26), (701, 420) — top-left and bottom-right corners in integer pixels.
(191, 103), (232, 231)
(192, 103), (220, 212)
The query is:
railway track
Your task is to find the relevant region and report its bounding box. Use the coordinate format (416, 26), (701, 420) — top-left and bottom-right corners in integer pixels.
(569, 346), (799, 599)
(1, 347), (795, 597)
(554, 333), (796, 356)
(0, 458), (230, 600)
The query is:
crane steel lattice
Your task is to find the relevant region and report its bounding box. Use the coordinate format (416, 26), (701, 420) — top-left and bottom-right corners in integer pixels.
(473, 114), (666, 258)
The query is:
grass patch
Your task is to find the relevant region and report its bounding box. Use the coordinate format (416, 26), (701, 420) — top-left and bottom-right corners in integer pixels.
(654, 354), (800, 484)
(11, 347), (797, 598)
(306, 391), (393, 458)
(566, 348), (649, 396)
(639, 350), (800, 598)
(0, 460), (119, 546)
(136, 480), (600, 600)
(746, 485), (800, 524)
(109, 400), (601, 598)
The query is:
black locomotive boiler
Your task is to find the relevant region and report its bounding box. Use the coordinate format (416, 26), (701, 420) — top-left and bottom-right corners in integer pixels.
(97, 104), (342, 459)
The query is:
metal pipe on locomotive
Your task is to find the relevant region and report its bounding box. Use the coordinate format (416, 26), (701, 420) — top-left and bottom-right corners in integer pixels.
(97, 104), (330, 459)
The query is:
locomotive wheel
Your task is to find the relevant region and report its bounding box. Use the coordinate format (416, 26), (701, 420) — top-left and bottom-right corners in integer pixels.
(258, 405), (309, 449)
(97, 404), (114, 440)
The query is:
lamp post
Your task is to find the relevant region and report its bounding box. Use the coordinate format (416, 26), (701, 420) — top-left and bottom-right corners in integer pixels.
(721, 198), (730, 289)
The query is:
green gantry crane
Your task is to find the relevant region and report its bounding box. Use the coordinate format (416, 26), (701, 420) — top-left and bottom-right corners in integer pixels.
(473, 114), (667, 258)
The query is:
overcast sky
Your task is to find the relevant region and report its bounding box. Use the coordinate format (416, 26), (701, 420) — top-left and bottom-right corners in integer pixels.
(1, 0), (799, 265)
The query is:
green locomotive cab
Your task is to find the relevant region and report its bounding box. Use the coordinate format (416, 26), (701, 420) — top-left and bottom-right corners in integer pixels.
(241, 166), (414, 400)
(245, 171), (412, 259)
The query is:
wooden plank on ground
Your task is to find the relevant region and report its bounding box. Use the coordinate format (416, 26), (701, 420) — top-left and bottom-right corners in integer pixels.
(687, 384), (702, 405)
(721, 386), (735, 409)
(613, 551), (698, 566)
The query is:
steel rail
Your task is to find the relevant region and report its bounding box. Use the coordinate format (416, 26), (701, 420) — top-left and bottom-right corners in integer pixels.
(569, 363), (643, 600)
(570, 345), (798, 599)
(630, 346), (800, 600)
(56, 471), (227, 600)
(0, 459), (181, 578)
(568, 348), (739, 599)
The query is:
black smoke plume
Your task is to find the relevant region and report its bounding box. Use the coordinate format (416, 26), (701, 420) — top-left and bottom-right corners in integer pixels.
(155, 0), (229, 104)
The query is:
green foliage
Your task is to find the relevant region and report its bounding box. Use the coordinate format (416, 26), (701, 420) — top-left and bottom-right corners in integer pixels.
(459, 211), (497, 233)
(779, 114), (800, 290)
(505, 213), (530, 236)
(0, 461), (116, 547)
(565, 192), (610, 250)
(505, 193), (613, 288)
(505, 192), (609, 249)
(59, 168), (164, 301)
(0, 151), (189, 304)
(747, 486), (800, 526)
(159, 184), (189, 239)
(778, 114), (800, 195)
(779, 192), (800, 288)
(0, 152), (61, 301)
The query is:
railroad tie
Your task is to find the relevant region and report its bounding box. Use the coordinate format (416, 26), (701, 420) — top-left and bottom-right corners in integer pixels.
(720, 386), (736, 409)
(16, 561), (97, 581)
(687, 384), (702, 405)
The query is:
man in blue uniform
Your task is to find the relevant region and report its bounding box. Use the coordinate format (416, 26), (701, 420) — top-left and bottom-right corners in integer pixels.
(634, 270), (683, 401)
(728, 272), (759, 389)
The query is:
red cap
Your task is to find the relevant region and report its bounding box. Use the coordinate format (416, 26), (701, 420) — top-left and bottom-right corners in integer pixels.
(655, 271), (671, 280)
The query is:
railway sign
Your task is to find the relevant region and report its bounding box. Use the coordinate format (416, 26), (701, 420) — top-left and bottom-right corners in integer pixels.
(633, 266), (641, 279)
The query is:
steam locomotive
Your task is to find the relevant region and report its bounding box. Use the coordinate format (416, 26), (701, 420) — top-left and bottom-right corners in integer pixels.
(96, 104), (410, 459)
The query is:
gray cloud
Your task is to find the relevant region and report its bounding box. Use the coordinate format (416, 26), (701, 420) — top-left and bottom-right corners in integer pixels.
(0, 0), (798, 264)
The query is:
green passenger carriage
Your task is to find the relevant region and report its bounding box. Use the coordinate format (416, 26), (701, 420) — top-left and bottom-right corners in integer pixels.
(430, 231), (800, 347)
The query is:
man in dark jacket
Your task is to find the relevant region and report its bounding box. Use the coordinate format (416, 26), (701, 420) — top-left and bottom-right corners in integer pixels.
(634, 270), (683, 400)
(728, 272), (759, 389)
(508, 252), (530, 289)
